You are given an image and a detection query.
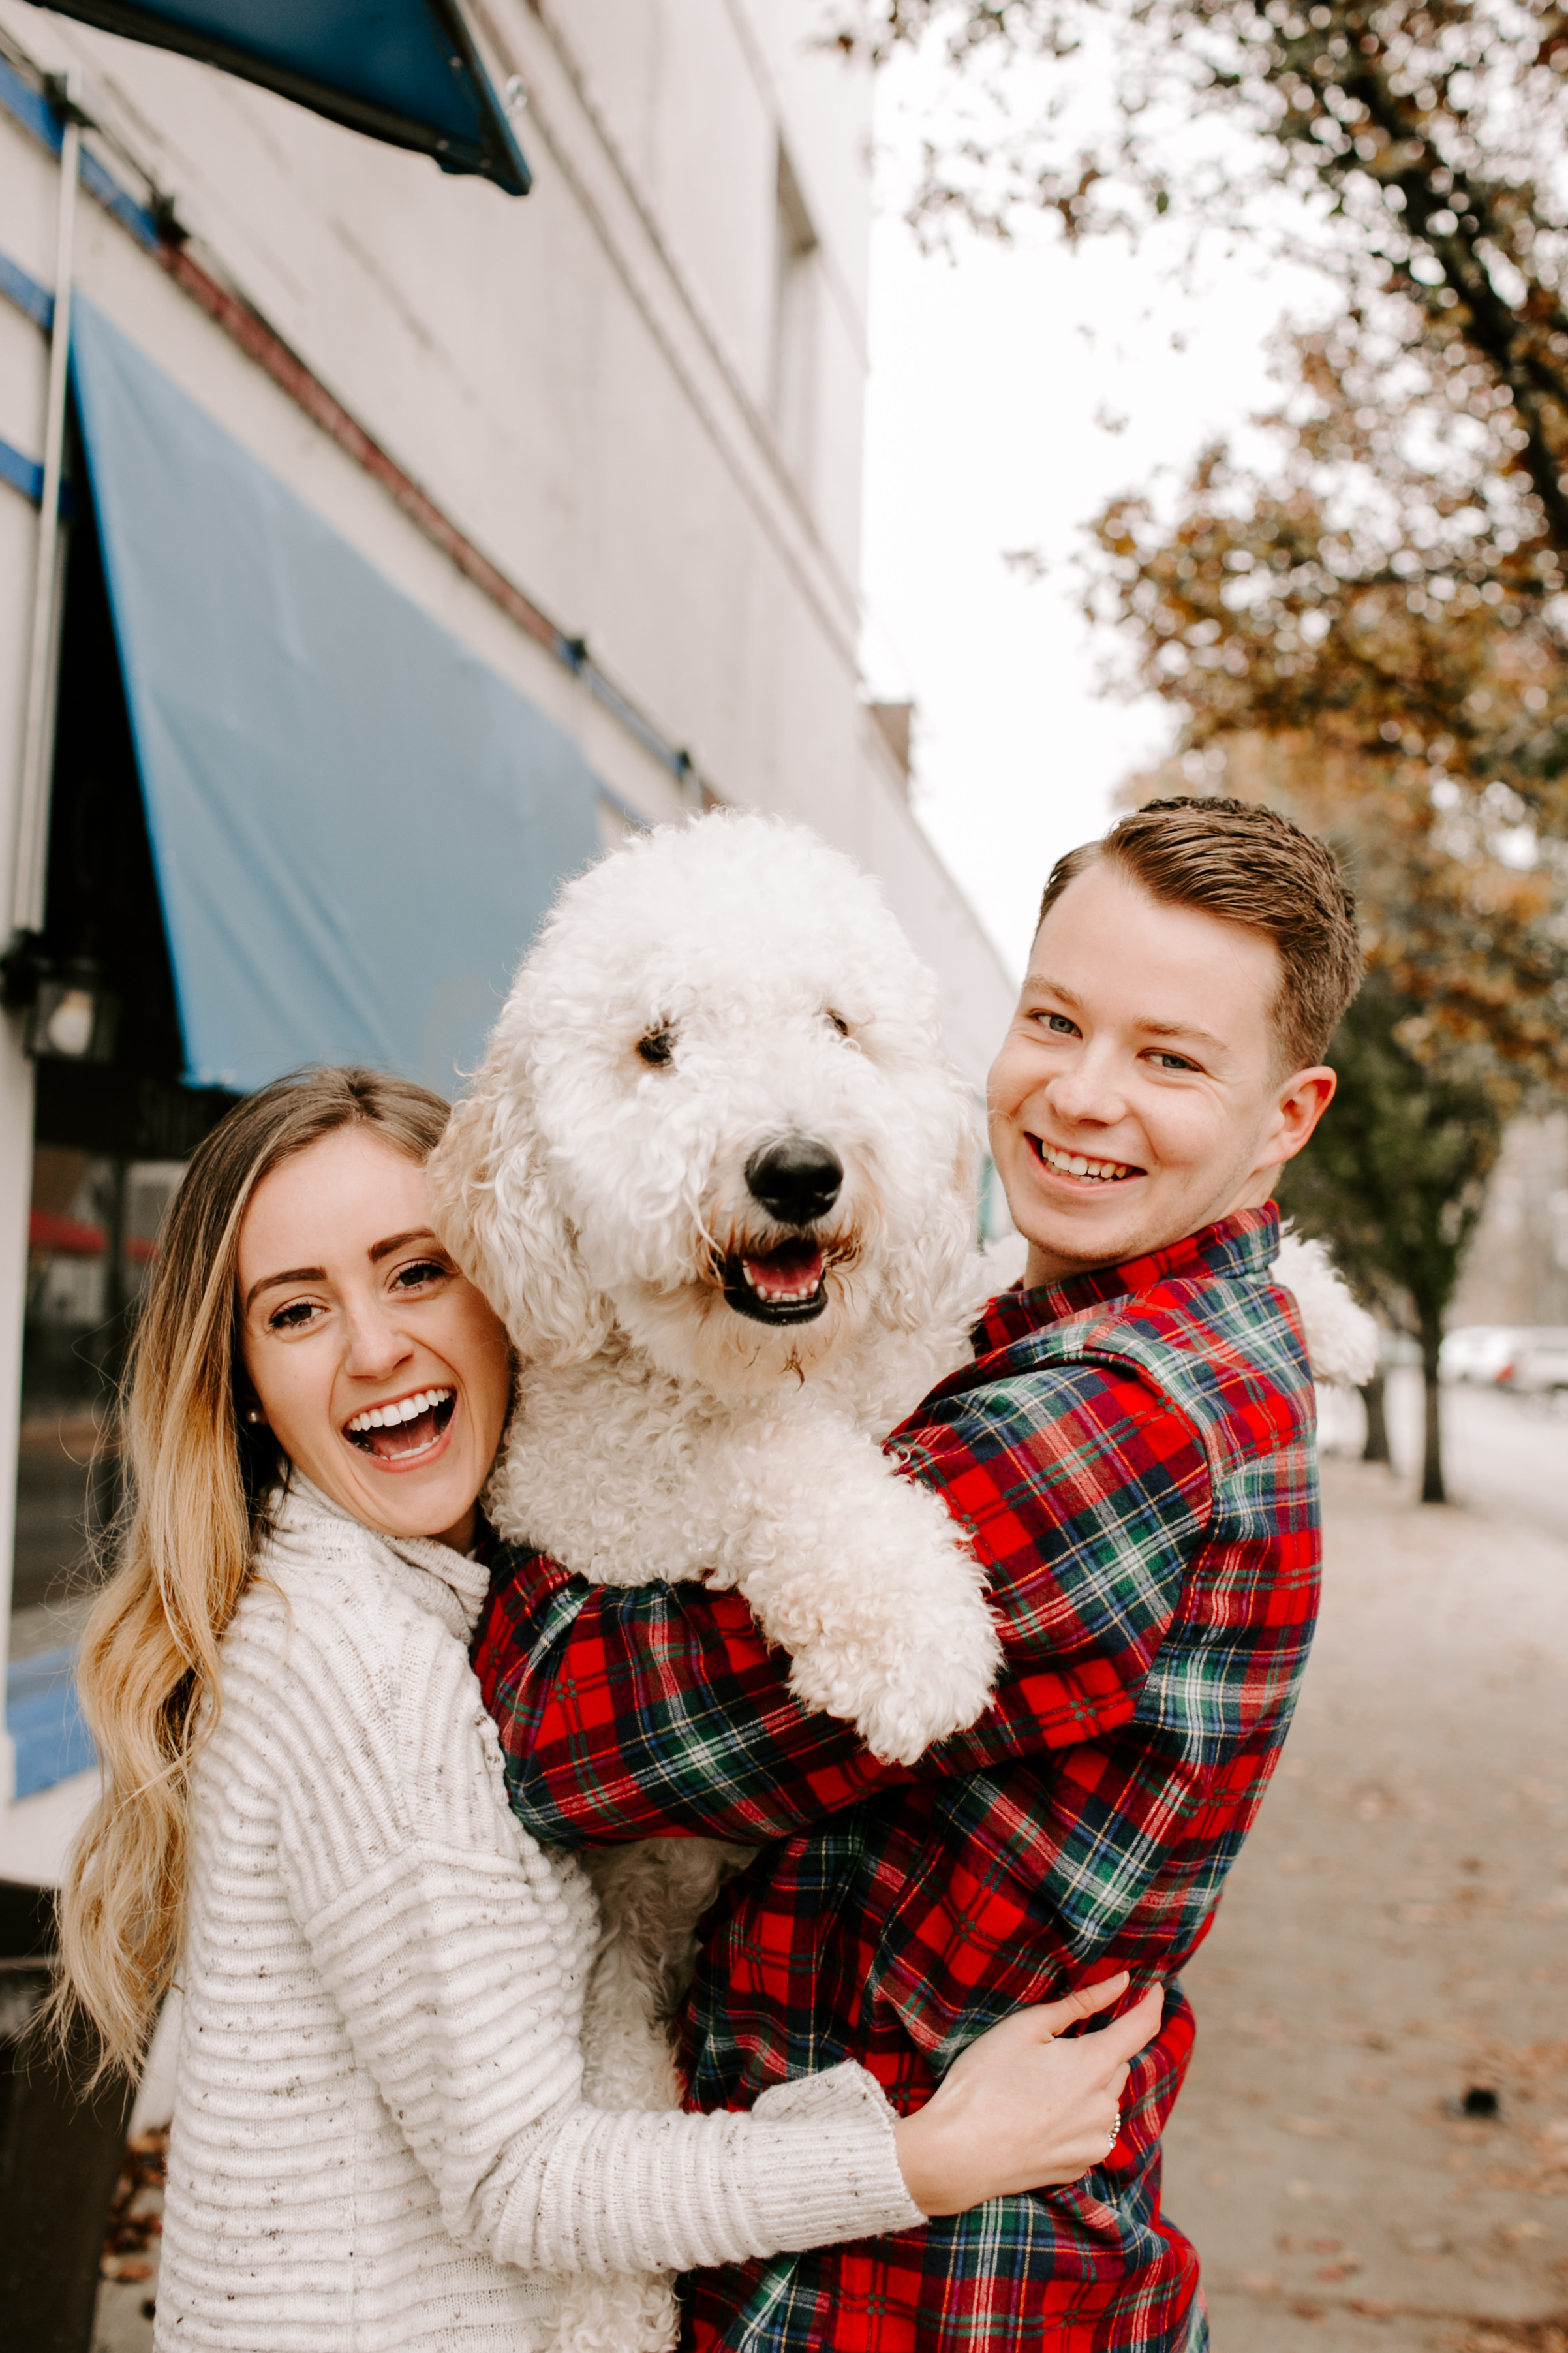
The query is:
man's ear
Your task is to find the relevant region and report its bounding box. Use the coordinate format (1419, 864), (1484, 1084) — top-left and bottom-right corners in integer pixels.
(1268, 1065), (1338, 1170)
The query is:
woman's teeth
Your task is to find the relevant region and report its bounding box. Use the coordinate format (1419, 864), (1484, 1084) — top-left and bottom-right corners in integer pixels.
(347, 1388), (453, 1433)
(1037, 1141), (1136, 1183)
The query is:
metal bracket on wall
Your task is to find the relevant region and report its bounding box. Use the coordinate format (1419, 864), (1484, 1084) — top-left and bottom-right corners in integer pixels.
(10, 72), (84, 944)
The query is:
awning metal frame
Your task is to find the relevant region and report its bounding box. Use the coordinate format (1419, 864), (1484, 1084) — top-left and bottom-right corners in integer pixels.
(42, 0), (531, 194)
(10, 71), (80, 941)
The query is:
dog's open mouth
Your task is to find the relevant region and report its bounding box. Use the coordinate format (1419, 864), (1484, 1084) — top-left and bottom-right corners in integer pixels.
(345, 1388), (456, 1460)
(722, 1240), (829, 1324)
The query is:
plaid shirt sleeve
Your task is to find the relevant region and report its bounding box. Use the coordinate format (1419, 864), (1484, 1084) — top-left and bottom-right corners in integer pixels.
(474, 1354), (1214, 1845)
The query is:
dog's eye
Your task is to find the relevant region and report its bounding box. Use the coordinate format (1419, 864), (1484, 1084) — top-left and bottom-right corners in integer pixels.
(825, 1010), (851, 1038)
(637, 1028), (675, 1067)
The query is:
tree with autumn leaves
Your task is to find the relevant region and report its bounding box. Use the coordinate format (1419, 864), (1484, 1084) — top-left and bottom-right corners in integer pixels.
(1082, 309), (1568, 1499)
(833, 0), (1568, 1497)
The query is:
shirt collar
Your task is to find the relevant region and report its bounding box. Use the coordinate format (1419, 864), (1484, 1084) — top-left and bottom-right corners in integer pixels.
(976, 1204), (1281, 1354)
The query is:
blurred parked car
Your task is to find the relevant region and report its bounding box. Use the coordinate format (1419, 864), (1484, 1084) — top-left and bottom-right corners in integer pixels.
(1439, 1327), (1527, 1384)
(1494, 1332), (1568, 1396)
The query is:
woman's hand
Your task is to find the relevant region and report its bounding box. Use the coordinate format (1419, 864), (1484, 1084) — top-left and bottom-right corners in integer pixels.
(892, 1973), (1164, 2217)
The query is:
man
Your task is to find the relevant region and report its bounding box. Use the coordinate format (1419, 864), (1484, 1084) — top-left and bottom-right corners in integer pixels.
(475, 796), (1361, 2350)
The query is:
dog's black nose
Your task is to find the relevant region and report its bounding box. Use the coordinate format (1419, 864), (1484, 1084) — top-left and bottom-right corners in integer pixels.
(746, 1137), (843, 1226)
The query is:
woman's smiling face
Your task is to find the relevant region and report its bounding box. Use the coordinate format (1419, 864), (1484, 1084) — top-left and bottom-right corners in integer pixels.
(237, 1126), (512, 1551)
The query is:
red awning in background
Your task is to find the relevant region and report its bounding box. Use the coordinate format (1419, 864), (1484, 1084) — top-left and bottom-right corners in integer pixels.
(29, 1210), (157, 1260)
(29, 1208), (104, 1256)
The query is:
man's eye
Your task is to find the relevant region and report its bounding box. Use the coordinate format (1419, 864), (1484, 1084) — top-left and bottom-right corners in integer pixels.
(1039, 1011), (1078, 1036)
(1150, 1050), (1196, 1072)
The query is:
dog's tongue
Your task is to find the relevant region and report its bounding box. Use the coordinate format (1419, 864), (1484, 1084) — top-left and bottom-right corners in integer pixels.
(742, 1242), (825, 1305)
(365, 1405), (442, 1459)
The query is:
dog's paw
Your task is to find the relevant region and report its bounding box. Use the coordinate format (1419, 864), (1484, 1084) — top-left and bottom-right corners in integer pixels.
(737, 1482), (1002, 1762)
(711, 1412), (1002, 1761)
(784, 1593), (1000, 1766)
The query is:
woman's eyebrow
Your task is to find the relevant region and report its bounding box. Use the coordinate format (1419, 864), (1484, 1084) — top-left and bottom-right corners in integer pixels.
(245, 1266), (326, 1312)
(369, 1226), (441, 1264)
(243, 1232), (440, 1313)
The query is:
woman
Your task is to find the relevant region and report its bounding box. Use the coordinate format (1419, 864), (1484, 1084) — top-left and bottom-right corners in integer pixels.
(55, 1067), (1160, 2352)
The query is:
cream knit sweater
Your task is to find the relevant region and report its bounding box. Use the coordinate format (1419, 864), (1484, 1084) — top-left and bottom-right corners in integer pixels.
(155, 1479), (921, 2351)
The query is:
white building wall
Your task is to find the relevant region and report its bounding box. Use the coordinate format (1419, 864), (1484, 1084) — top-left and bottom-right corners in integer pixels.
(0, 0), (1015, 1847)
(0, 1), (1011, 1083)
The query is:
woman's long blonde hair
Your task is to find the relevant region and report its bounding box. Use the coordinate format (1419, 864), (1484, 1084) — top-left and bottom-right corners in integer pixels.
(54, 1065), (451, 2078)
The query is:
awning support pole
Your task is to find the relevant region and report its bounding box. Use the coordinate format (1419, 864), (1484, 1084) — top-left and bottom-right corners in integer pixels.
(10, 76), (82, 940)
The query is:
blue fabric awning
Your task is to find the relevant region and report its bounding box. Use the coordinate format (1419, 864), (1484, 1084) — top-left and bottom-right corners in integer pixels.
(46, 0), (530, 193)
(69, 295), (601, 1095)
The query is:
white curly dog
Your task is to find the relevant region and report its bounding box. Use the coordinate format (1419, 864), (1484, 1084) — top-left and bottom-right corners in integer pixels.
(430, 810), (1374, 2352)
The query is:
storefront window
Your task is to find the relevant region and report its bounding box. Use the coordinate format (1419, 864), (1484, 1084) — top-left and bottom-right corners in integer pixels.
(14, 1151), (185, 1660)
(7, 444), (231, 1735)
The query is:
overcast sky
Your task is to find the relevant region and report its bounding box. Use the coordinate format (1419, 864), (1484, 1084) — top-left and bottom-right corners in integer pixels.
(858, 54), (1332, 978)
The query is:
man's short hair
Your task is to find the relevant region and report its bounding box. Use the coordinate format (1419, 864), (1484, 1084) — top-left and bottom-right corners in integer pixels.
(1037, 795), (1362, 1073)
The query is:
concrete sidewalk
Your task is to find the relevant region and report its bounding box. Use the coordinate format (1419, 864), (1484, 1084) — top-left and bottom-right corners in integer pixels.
(1164, 1456), (1568, 2353)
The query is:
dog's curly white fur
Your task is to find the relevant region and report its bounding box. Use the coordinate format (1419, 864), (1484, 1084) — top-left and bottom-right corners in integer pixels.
(430, 811), (1377, 2352)
(430, 814), (1008, 2350)
(431, 814), (1005, 1769)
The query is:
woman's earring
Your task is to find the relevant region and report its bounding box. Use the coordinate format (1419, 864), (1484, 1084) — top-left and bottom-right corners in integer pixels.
(245, 1408), (266, 1427)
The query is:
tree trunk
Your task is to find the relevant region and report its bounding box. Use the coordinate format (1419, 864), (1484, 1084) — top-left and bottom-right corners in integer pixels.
(1359, 1365), (1391, 1465)
(1417, 1313), (1445, 1505)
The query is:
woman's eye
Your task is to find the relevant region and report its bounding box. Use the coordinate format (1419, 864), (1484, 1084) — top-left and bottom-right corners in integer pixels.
(268, 1300), (320, 1332)
(1038, 1011), (1078, 1036)
(392, 1258), (448, 1290)
(1150, 1050), (1197, 1072)
(637, 1028), (675, 1067)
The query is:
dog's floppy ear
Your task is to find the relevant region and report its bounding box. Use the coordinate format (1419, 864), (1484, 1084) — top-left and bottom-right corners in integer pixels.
(877, 1079), (985, 1334)
(428, 1042), (615, 1369)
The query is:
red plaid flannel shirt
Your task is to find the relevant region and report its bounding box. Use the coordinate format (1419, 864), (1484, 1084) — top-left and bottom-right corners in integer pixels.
(475, 1208), (1321, 2350)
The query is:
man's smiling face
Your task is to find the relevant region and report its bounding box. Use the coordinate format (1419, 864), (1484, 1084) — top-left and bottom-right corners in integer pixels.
(987, 859), (1336, 1287)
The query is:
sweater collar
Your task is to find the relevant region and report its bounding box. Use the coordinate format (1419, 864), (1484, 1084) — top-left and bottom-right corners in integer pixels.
(267, 1474), (491, 1643)
(976, 1204), (1280, 1354)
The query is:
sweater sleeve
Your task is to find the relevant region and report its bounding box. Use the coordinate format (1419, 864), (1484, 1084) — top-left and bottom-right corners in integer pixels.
(269, 1589), (923, 2275)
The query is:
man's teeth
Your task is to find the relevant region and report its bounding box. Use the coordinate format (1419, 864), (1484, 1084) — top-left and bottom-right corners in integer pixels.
(346, 1388), (452, 1434)
(1038, 1142), (1135, 1183)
